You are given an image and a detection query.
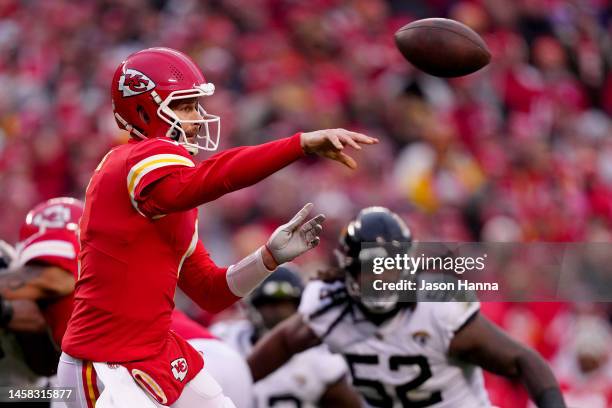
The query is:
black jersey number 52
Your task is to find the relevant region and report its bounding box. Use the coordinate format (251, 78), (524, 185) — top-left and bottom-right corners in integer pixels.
(344, 354), (443, 408)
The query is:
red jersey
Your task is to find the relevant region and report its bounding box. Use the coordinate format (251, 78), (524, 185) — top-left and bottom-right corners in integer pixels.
(170, 309), (215, 341)
(15, 227), (79, 345)
(63, 134), (304, 362)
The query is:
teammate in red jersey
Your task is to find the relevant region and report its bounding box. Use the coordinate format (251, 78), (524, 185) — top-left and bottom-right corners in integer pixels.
(0, 197), (84, 377)
(14, 197), (83, 345)
(58, 47), (377, 408)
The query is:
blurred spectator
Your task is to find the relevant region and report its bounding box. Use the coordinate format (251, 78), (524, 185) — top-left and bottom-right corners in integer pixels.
(0, 1), (610, 406)
(0, 0), (609, 245)
(553, 313), (612, 407)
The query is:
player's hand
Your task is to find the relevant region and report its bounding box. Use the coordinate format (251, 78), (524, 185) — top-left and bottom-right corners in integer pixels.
(265, 203), (325, 266)
(0, 240), (16, 270)
(300, 129), (378, 169)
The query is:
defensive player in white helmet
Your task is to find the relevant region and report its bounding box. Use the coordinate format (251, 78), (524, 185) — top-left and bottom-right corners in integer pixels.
(212, 264), (361, 408)
(248, 207), (567, 408)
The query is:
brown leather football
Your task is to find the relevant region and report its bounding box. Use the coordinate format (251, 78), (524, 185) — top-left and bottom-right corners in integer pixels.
(394, 18), (491, 77)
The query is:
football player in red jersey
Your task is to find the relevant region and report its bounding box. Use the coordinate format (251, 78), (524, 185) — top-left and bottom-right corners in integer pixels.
(0, 197), (84, 378)
(58, 47), (378, 408)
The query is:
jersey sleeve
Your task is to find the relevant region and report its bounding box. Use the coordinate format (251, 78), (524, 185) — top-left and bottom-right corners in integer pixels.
(177, 241), (241, 314)
(431, 301), (480, 351)
(298, 280), (349, 342)
(137, 133), (305, 217)
(125, 138), (195, 216)
(15, 229), (79, 277)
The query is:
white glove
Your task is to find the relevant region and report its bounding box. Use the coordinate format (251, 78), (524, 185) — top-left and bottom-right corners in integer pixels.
(265, 203), (325, 264)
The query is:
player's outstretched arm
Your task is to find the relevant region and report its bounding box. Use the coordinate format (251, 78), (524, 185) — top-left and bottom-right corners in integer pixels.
(248, 313), (322, 382)
(449, 313), (566, 408)
(138, 130), (377, 216)
(0, 265), (75, 301)
(0, 297), (47, 333)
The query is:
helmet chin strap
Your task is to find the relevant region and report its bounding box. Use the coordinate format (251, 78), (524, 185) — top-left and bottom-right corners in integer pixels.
(168, 125), (199, 155)
(346, 272), (401, 316)
(355, 301), (404, 326)
(114, 112), (147, 140)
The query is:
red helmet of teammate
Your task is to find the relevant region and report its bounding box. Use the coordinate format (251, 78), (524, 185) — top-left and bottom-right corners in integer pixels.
(19, 197), (85, 242)
(111, 47), (220, 155)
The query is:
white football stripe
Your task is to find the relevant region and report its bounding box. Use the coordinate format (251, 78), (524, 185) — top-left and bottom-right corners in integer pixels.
(178, 220), (199, 276)
(17, 240), (75, 267)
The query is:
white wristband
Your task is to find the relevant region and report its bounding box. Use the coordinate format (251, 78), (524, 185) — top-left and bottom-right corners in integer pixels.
(226, 247), (275, 297)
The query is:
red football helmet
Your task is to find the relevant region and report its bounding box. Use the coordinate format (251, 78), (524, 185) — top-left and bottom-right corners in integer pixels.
(111, 47), (220, 154)
(19, 197), (84, 242)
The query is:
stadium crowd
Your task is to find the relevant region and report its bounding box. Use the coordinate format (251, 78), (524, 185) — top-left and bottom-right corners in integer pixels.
(0, 0), (610, 406)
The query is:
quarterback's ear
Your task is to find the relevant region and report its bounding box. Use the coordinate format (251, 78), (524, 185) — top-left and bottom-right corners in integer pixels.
(136, 105), (150, 124)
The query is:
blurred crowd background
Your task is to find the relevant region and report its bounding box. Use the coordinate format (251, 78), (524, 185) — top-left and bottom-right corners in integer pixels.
(0, 0), (611, 406)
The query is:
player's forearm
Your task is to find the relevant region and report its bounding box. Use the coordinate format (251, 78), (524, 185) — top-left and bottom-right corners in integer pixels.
(515, 349), (566, 408)
(1, 298), (47, 333)
(449, 314), (566, 408)
(141, 133), (305, 213)
(0, 265), (74, 300)
(248, 314), (321, 381)
(178, 264), (240, 314)
(179, 243), (277, 313)
(247, 323), (296, 381)
(0, 272), (44, 299)
(203, 133), (305, 196)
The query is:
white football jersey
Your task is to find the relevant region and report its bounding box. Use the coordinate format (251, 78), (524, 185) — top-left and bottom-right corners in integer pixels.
(298, 280), (492, 408)
(212, 319), (348, 408)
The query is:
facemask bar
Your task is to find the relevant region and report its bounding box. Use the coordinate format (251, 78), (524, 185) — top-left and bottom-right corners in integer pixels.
(338, 249), (400, 314)
(339, 243), (410, 315)
(346, 272), (400, 314)
(157, 84), (220, 154)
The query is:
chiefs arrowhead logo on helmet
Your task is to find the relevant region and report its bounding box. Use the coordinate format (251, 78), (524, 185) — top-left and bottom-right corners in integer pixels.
(118, 68), (156, 97)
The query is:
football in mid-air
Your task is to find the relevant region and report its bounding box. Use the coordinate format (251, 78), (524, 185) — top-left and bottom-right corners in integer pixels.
(394, 18), (491, 77)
